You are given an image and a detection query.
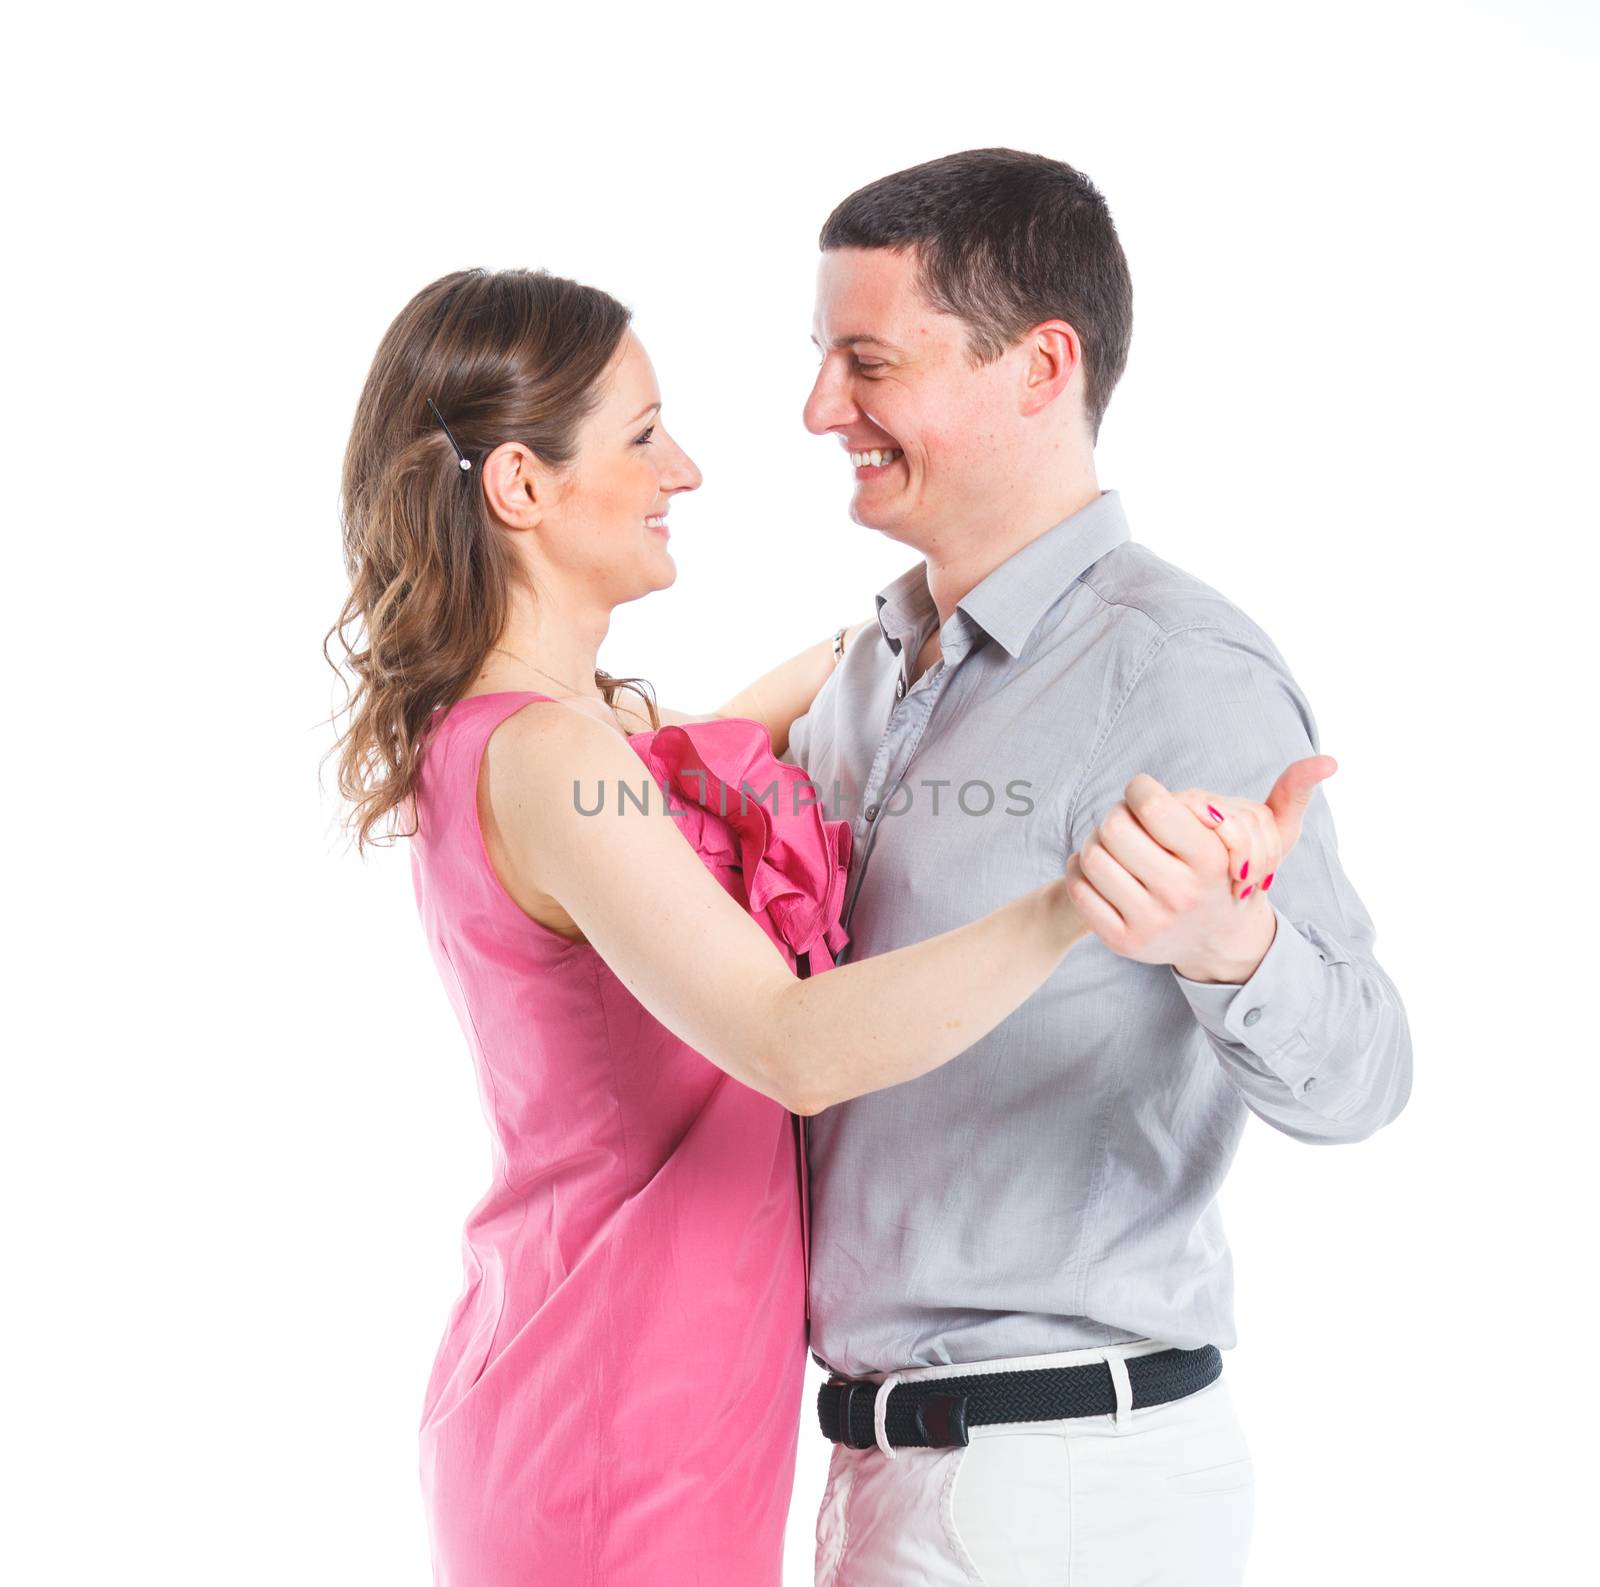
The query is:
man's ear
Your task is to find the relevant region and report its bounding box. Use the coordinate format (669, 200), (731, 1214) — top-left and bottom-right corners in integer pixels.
(480, 441), (551, 531)
(1018, 319), (1083, 419)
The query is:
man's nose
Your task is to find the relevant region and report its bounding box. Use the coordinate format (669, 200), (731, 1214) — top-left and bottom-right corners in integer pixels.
(803, 361), (854, 436)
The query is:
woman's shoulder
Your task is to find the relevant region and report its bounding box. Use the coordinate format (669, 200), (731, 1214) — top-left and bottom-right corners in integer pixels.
(486, 691), (641, 778)
(612, 696), (720, 733)
(481, 695), (850, 969)
(474, 698), (648, 946)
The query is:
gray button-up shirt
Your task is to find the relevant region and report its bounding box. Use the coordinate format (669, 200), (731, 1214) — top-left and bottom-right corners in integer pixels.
(783, 489), (1412, 1377)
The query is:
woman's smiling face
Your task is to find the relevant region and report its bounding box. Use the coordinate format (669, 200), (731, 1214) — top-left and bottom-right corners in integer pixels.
(543, 331), (701, 600)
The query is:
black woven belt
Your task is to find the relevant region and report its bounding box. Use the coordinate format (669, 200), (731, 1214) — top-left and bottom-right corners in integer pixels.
(817, 1344), (1223, 1451)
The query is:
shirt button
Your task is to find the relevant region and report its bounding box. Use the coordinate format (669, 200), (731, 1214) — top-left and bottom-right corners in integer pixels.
(865, 803), (879, 821)
(1242, 1007), (1263, 1028)
(1303, 1076), (1319, 1093)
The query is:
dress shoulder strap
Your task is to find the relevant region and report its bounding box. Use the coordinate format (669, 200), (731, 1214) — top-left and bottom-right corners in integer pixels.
(416, 690), (559, 830)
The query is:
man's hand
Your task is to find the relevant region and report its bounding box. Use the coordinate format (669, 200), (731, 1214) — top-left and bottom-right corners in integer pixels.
(1064, 756), (1337, 984)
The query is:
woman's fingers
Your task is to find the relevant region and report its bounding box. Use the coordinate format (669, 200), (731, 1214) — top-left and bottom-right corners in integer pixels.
(1174, 790), (1255, 899)
(1177, 789), (1279, 902)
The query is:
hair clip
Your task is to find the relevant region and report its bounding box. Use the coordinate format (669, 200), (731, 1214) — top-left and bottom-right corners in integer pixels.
(425, 397), (473, 472)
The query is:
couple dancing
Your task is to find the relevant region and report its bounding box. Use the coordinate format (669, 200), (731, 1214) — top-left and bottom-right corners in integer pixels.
(329, 148), (1411, 1586)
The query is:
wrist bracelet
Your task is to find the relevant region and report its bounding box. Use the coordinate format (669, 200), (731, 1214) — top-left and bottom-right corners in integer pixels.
(830, 625), (848, 664)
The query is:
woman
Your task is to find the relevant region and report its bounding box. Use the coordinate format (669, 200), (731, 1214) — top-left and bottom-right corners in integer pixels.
(327, 268), (1293, 1585)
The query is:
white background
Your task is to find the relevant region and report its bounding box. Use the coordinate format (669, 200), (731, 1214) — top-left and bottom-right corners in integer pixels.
(5, 2), (1596, 1582)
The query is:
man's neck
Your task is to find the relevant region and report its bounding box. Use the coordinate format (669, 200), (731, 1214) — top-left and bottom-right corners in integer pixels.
(921, 469), (1102, 628)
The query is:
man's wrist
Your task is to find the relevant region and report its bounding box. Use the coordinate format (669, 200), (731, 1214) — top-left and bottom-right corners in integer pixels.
(1172, 908), (1278, 985)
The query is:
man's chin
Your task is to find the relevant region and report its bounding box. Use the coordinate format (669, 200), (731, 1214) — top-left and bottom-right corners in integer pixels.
(851, 507), (927, 555)
(848, 490), (905, 533)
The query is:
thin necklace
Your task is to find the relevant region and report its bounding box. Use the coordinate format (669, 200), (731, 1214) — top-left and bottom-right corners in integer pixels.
(491, 646), (620, 720)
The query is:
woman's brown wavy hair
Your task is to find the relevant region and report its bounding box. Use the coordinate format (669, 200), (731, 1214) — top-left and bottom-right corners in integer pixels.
(324, 268), (660, 853)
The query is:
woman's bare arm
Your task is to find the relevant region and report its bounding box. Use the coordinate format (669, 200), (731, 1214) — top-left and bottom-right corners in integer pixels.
(488, 700), (1087, 1116)
(630, 619), (876, 752)
(714, 619), (875, 755)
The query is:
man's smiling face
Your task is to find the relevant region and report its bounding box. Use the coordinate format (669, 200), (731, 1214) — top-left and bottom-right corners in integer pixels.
(804, 246), (1025, 545)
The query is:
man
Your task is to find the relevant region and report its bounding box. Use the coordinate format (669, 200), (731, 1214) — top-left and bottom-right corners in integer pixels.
(782, 148), (1412, 1586)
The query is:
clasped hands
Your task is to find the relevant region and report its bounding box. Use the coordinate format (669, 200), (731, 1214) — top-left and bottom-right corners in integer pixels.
(1064, 756), (1339, 985)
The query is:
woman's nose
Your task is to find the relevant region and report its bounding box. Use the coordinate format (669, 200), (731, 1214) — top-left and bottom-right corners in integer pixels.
(666, 442), (702, 493)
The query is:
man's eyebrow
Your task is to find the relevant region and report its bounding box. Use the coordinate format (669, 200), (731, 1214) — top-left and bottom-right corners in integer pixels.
(627, 402), (662, 425)
(808, 333), (906, 354)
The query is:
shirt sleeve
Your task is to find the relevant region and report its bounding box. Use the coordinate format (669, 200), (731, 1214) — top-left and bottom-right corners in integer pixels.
(1067, 622), (1413, 1145)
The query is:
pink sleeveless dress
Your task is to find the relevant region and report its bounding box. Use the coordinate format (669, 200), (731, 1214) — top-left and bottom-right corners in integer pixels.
(406, 690), (852, 1586)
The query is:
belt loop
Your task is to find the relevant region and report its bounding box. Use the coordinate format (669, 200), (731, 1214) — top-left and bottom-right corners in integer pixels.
(1106, 1352), (1133, 1428)
(873, 1373), (905, 1459)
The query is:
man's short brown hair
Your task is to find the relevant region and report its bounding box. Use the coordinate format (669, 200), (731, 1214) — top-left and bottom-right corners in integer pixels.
(820, 148), (1133, 442)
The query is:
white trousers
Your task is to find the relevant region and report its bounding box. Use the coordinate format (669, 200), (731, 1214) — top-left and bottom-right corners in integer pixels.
(814, 1338), (1254, 1587)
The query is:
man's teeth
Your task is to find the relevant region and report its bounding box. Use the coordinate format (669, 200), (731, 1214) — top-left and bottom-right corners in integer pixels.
(850, 448), (903, 469)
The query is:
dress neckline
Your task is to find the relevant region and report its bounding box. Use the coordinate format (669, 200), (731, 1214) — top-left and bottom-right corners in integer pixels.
(441, 688), (653, 744)
(443, 690), (772, 748)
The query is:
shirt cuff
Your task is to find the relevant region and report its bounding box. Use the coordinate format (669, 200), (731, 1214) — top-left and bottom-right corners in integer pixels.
(1171, 906), (1327, 1093)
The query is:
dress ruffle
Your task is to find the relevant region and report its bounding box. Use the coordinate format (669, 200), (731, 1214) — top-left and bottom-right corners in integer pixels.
(627, 715), (852, 973)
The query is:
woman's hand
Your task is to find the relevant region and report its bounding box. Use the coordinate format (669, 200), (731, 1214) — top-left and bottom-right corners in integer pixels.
(1064, 756), (1338, 983)
(1169, 757), (1336, 901)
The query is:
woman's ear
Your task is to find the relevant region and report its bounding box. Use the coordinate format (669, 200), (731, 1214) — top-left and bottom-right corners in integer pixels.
(480, 441), (549, 531)
(1018, 319), (1083, 419)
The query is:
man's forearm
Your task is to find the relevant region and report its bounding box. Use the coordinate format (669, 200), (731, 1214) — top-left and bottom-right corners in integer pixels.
(1174, 900), (1413, 1144)
(1071, 623), (1412, 1145)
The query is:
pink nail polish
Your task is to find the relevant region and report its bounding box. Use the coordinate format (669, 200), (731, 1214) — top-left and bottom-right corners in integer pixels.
(1263, 873), (1274, 891)
(1240, 860), (1249, 881)
(1207, 805), (1224, 822)
(1240, 885), (1254, 899)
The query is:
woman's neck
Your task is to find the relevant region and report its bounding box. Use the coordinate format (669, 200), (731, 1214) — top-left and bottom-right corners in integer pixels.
(479, 585), (611, 702)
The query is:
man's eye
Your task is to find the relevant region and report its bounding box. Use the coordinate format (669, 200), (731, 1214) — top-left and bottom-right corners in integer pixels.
(854, 360), (885, 375)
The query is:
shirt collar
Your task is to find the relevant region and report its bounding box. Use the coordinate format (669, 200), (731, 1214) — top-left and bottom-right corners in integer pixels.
(874, 488), (1132, 661)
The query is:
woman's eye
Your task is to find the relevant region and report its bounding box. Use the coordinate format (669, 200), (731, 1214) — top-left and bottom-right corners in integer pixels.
(634, 425), (656, 445)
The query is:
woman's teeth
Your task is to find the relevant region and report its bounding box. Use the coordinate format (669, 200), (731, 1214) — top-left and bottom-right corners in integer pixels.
(644, 515), (667, 529)
(850, 448), (903, 469)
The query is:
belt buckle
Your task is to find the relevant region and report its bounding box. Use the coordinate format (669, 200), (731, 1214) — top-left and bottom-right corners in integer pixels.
(914, 1390), (970, 1449)
(831, 1377), (971, 1451)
